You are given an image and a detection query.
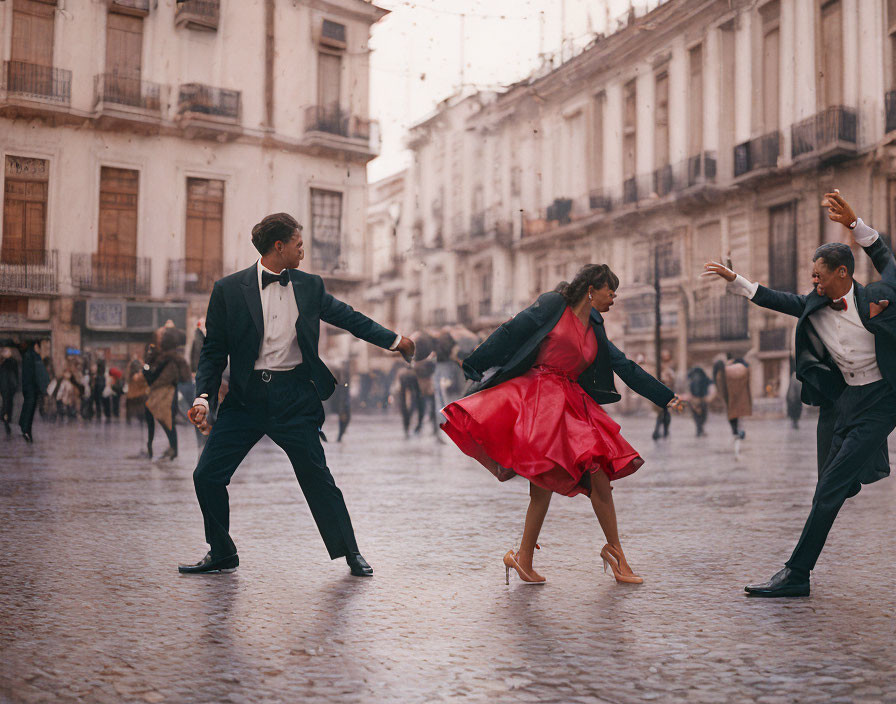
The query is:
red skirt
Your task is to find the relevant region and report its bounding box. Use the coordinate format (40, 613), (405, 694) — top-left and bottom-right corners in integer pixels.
(441, 367), (644, 497)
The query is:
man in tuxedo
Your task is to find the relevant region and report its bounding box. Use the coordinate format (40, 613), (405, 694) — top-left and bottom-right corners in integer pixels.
(180, 213), (415, 576)
(704, 191), (896, 597)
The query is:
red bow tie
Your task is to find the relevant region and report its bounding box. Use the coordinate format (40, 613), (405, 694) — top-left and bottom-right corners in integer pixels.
(828, 298), (847, 311)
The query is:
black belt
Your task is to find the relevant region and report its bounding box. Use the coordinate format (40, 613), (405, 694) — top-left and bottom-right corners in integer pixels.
(251, 364), (309, 383)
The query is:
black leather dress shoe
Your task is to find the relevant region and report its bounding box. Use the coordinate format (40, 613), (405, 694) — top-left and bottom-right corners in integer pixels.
(178, 551), (238, 574)
(744, 567), (809, 597)
(346, 552), (373, 577)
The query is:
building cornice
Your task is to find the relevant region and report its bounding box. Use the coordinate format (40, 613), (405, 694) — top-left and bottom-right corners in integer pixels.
(302, 0), (389, 24)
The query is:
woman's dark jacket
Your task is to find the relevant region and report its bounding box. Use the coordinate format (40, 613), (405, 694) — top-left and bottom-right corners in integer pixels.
(462, 291), (673, 408)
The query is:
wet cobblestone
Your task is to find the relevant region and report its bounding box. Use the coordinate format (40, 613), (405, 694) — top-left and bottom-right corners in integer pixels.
(1, 411), (894, 703)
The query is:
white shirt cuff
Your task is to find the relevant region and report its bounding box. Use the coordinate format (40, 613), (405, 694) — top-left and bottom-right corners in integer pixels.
(726, 274), (759, 299)
(389, 335), (402, 350)
(852, 218), (880, 247)
(192, 397), (209, 410)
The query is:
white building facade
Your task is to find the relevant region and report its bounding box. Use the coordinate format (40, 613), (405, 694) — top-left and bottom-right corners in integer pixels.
(0, 0), (385, 369)
(372, 0), (896, 410)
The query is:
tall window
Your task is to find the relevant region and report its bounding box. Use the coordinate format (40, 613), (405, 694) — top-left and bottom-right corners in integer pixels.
(591, 92), (605, 193)
(623, 80), (637, 182)
(11, 0), (55, 67)
(888, 0), (896, 89)
(688, 45), (703, 157)
(318, 52), (342, 114)
(105, 11), (144, 104)
(719, 24), (737, 176)
(769, 202), (798, 293)
(2, 156), (49, 264)
(818, 0), (843, 108)
(98, 166), (140, 287)
(185, 178), (224, 292)
(654, 71), (670, 171)
(760, 2), (780, 132)
(311, 188), (343, 272)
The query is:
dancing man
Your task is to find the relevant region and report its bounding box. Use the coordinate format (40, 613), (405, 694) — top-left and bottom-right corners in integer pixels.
(180, 213), (415, 576)
(703, 191), (896, 597)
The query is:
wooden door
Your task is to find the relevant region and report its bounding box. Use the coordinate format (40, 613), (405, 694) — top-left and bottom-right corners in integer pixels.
(317, 51), (342, 126)
(819, 0), (843, 108)
(105, 12), (143, 105)
(10, 0), (55, 94)
(2, 156), (48, 264)
(98, 167), (139, 286)
(184, 178), (224, 292)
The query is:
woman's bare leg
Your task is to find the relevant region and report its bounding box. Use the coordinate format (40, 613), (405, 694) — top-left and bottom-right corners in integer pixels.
(589, 470), (636, 575)
(517, 482), (552, 578)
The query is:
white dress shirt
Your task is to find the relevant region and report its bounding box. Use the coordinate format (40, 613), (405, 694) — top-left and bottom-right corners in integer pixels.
(726, 218), (882, 386)
(193, 261), (402, 409)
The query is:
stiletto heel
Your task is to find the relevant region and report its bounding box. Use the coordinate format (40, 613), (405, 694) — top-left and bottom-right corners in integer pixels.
(502, 547), (546, 585)
(599, 544), (643, 584)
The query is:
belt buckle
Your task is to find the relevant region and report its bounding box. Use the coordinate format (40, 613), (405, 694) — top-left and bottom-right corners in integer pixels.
(261, 370), (272, 383)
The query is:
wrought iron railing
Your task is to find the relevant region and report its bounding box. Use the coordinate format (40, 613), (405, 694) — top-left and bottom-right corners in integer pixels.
(886, 91), (896, 134)
(70, 253), (151, 296)
(686, 152), (717, 186)
(470, 212), (486, 237)
(734, 131), (780, 177)
(95, 73), (161, 112)
(622, 177), (638, 204)
(2, 61), (71, 103)
(791, 106), (858, 158)
(166, 258), (221, 295)
(589, 189), (612, 211)
(175, 0), (219, 30)
(0, 250), (58, 295)
(689, 294), (749, 342)
(178, 83), (240, 120)
(653, 164), (674, 197)
(109, 0), (150, 14)
(304, 105), (374, 141)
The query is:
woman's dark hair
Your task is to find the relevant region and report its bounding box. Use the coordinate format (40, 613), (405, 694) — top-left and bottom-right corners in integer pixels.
(251, 213), (301, 255)
(813, 242), (854, 276)
(555, 264), (619, 304)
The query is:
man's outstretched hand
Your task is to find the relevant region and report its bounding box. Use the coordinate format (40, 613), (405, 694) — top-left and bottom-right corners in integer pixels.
(822, 189), (857, 229)
(701, 260), (737, 282)
(396, 336), (416, 363)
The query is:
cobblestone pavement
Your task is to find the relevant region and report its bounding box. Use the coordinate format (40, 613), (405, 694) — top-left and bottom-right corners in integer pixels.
(1, 409), (895, 704)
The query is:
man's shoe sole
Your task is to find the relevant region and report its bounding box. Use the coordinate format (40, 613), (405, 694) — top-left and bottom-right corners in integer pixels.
(744, 587), (809, 597)
(178, 565), (238, 574)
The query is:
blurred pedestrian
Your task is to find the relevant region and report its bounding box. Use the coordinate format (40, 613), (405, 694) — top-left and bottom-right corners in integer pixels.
(414, 353), (438, 436)
(190, 317), (206, 374)
(125, 354), (148, 425)
(686, 365), (713, 437)
(56, 369), (81, 420)
(92, 360), (113, 421)
(143, 335), (190, 460)
(397, 367), (421, 438)
(433, 330), (458, 411)
(19, 339), (49, 443)
(786, 357), (803, 429)
(0, 346), (19, 436)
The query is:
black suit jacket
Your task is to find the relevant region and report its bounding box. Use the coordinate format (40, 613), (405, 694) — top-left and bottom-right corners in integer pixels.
(462, 291), (674, 408)
(195, 265), (398, 403)
(749, 237), (896, 406)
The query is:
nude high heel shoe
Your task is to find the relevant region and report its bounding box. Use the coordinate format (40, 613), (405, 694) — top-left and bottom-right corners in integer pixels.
(503, 545), (546, 585)
(600, 544), (643, 584)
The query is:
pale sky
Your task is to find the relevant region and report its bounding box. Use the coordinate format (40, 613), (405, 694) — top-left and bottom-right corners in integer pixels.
(367, 0), (664, 182)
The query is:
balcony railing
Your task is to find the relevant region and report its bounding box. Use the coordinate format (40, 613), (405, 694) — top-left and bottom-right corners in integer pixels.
(470, 212), (486, 237)
(623, 177), (638, 204)
(689, 294), (749, 342)
(0, 250), (58, 295)
(178, 83), (240, 120)
(734, 131), (780, 177)
(653, 164), (674, 198)
(887, 91), (896, 134)
(304, 105), (374, 141)
(175, 0), (219, 30)
(2, 61), (71, 104)
(313, 240), (341, 273)
(687, 152), (717, 187)
(71, 253), (151, 296)
(545, 198), (572, 224)
(791, 106), (857, 159)
(166, 259), (221, 295)
(108, 0), (150, 16)
(589, 189), (612, 211)
(759, 327), (789, 352)
(95, 73), (161, 112)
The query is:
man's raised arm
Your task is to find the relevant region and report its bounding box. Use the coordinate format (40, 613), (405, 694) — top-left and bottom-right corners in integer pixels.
(701, 260), (807, 318)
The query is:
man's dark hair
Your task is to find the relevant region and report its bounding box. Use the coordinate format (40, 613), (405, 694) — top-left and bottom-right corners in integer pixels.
(251, 213), (301, 255)
(813, 242), (854, 276)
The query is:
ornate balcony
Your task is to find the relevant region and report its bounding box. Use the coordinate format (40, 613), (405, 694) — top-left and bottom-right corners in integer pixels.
(0, 250), (58, 295)
(177, 83), (241, 140)
(303, 106), (381, 160)
(589, 189), (612, 211)
(108, 0), (150, 17)
(791, 106), (858, 161)
(689, 294), (749, 342)
(71, 253), (151, 297)
(166, 259), (221, 295)
(94, 74), (162, 129)
(686, 152), (717, 187)
(0, 61), (72, 120)
(652, 164), (674, 198)
(734, 131), (780, 178)
(175, 0), (219, 31)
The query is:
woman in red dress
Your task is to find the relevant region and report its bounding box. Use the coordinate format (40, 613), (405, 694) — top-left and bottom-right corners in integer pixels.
(441, 265), (682, 584)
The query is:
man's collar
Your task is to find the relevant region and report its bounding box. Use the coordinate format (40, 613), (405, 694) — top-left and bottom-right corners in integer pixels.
(257, 259), (286, 276)
(831, 282), (855, 304)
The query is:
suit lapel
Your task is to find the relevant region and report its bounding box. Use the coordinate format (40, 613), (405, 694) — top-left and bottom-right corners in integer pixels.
(240, 265), (263, 340)
(289, 270), (316, 358)
(853, 281), (872, 327)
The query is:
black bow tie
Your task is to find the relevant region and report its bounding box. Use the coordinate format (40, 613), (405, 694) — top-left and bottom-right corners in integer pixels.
(828, 298), (847, 312)
(261, 269), (290, 289)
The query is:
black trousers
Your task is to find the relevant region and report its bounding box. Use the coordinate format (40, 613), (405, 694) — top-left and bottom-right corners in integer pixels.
(787, 380), (896, 574)
(192, 366), (359, 560)
(19, 393), (38, 435)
